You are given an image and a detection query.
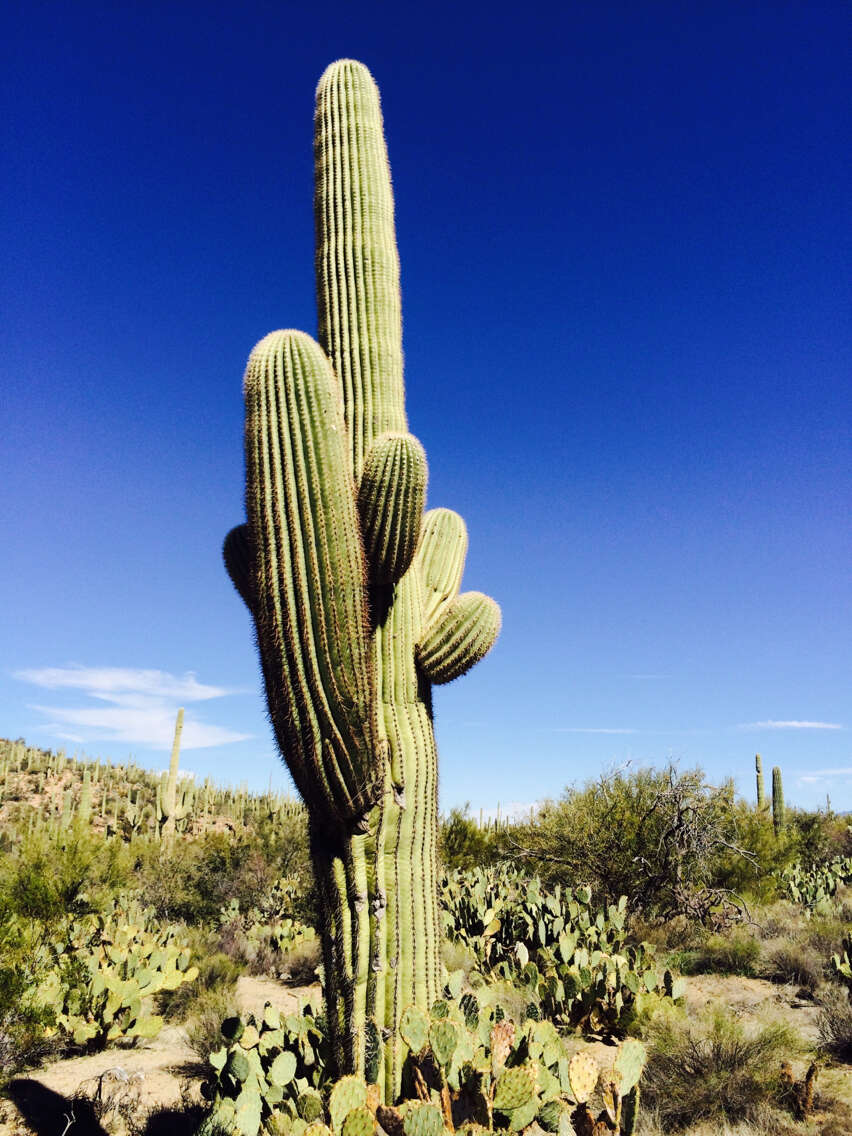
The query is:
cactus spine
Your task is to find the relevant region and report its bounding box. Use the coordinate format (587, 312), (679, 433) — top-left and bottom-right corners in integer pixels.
(224, 61), (500, 1099)
(755, 753), (765, 810)
(772, 765), (785, 836)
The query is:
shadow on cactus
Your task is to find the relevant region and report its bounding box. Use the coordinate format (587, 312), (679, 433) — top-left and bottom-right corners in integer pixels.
(223, 59), (500, 1099)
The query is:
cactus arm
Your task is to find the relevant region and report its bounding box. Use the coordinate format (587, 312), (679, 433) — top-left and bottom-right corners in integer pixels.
(244, 329), (380, 823)
(416, 508), (469, 626)
(357, 433), (427, 585)
(223, 524), (256, 611)
(416, 592), (502, 684)
(314, 59), (406, 478)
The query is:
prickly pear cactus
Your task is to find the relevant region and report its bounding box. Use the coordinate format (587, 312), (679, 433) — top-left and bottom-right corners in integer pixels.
(224, 60), (500, 1099)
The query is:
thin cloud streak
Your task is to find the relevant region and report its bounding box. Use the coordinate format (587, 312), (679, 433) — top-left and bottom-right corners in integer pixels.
(545, 727), (638, 735)
(739, 720), (844, 731)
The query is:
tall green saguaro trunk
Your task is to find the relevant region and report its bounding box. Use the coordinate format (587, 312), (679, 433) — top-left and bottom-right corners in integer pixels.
(224, 61), (499, 1102)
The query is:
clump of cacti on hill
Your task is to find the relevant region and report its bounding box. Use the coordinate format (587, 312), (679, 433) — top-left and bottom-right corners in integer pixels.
(223, 60), (500, 1098)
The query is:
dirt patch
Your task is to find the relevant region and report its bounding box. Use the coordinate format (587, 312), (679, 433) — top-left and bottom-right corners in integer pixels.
(685, 973), (822, 1043)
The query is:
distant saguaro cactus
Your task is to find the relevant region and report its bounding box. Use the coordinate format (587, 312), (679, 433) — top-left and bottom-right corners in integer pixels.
(224, 61), (500, 1097)
(772, 765), (785, 836)
(158, 707), (185, 841)
(755, 753), (765, 810)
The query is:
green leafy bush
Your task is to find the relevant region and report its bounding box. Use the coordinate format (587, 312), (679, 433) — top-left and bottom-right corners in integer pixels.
(503, 766), (751, 921)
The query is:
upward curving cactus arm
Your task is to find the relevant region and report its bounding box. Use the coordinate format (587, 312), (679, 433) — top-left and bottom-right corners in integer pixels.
(225, 59), (499, 1100)
(243, 329), (380, 823)
(357, 433), (427, 585)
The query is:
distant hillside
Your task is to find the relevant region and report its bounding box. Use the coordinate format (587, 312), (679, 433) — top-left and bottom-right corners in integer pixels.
(0, 737), (305, 843)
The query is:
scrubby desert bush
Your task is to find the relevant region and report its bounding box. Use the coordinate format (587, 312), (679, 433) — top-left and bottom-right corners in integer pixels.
(502, 765), (755, 922)
(440, 805), (502, 871)
(763, 939), (823, 992)
(680, 930), (761, 977)
(816, 983), (852, 1061)
(642, 1008), (798, 1130)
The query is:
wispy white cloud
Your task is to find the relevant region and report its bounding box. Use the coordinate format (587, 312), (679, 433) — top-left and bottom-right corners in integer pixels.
(16, 665), (250, 750)
(798, 767), (852, 778)
(547, 727), (638, 735)
(15, 666), (230, 703)
(738, 720), (844, 731)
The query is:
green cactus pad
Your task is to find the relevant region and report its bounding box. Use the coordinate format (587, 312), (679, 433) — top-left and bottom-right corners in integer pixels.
(400, 1005), (430, 1054)
(493, 1062), (537, 1111)
(233, 1087), (263, 1136)
(296, 1091), (324, 1123)
(329, 1076), (368, 1134)
(429, 1019), (459, 1067)
(268, 1049), (298, 1086)
(401, 1103), (444, 1136)
(613, 1038), (646, 1095)
(342, 1106), (376, 1136)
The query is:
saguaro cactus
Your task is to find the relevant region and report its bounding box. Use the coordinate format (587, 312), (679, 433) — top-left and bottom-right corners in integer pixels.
(772, 765), (785, 836)
(224, 60), (500, 1099)
(158, 707), (185, 841)
(755, 753), (765, 810)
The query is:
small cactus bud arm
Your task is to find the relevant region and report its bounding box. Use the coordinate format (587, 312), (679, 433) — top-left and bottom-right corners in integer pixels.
(223, 523), (255, 611)
(416, 591), (501, 684)
(415, 508), (468, 626)
(315, 60), (406, 478)
(244, 329), (380, 822)
(358, 433), (427, 585)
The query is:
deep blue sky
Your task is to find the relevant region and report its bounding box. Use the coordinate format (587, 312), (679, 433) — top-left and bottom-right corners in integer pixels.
(2, 2), (849, 812)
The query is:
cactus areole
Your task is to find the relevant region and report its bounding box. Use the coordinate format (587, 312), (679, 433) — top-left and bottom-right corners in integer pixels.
(224, 60), (500, 1100)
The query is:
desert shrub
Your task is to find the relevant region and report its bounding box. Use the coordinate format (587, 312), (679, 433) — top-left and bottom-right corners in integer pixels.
(0, 824), (133, 921)
(502, 765), (753, 921)
(134, 822), (314, 927)
(681, 930), (761, 977)
(763, 940), (823, 991)
(816, 983), (852, 1061)
(158, 937), (242, 1023)
(0, 930), (59, 1081)
(184, 985), (245, 1064)
(440, 805), (501, 871)
(642, 1008), (797, 1129)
